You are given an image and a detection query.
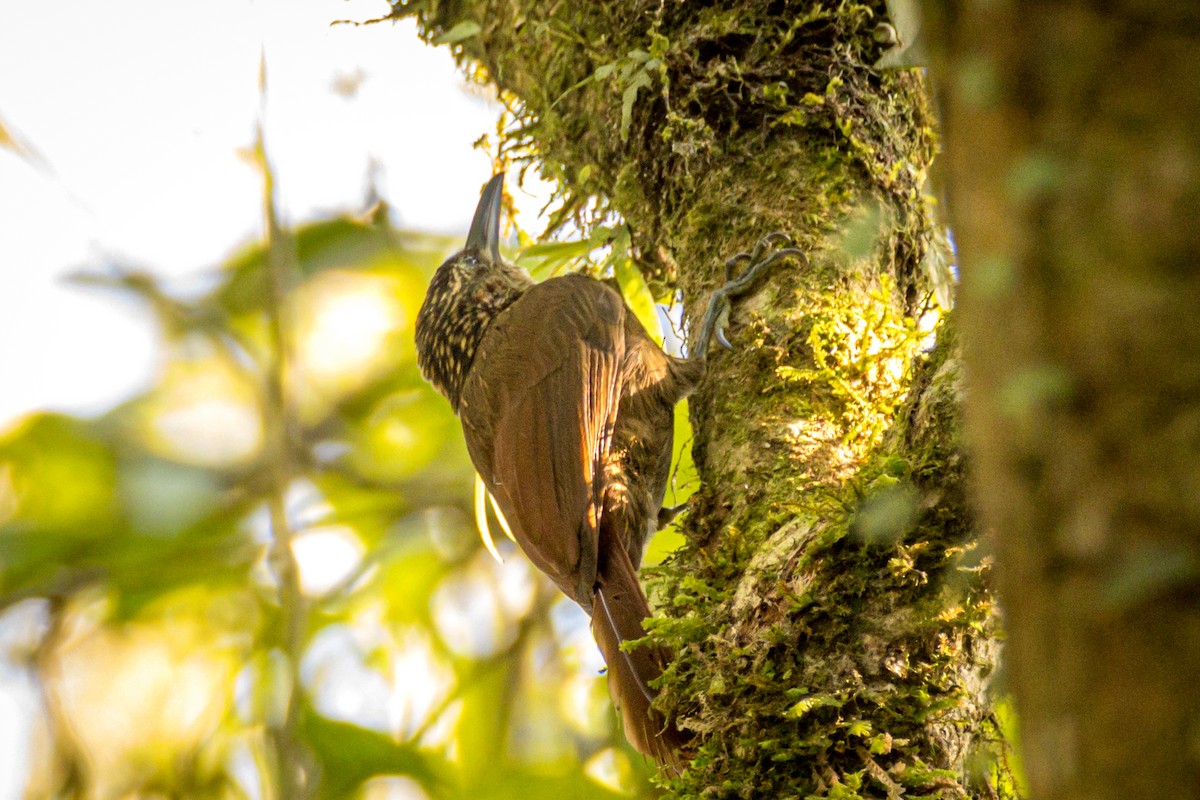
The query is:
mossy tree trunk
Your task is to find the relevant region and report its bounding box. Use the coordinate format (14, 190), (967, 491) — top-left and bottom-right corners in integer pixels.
(396, 1), (1008, 796)
(925, 2), (1200, 799)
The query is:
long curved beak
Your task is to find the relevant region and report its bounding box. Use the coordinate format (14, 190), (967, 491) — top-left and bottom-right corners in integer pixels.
(465, 172), (505, 263)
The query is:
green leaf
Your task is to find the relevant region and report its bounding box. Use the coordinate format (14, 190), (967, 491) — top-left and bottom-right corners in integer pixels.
(586, 225), (618, 248)
(609, 230), (661, 344)
(516, 238), (594, 261)
(375, 534), (453, 627)
(300, 707), (448, 799)
(0, 413), (118, 532)
(432, 21), (481, 45)
(119, 456), (223, 536)
(107, 508), (259, 619)
(347, 388), (461, 483)
(467, 768), (626, 800)
(0, 413), (259, 612)
(846, 719), (873, 738)
(456, 659), (511, 786)
(620, 70), (653, 142)
(787, 692), (844, 719)
(516, 238), (594, 280)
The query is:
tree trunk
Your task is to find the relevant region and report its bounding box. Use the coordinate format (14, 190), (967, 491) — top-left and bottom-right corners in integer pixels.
(925, 1), (1200, 798)
(397, 1), (1009, 796)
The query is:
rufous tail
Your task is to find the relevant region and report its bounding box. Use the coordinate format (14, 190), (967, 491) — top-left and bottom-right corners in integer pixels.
(591, 534), (691, 770)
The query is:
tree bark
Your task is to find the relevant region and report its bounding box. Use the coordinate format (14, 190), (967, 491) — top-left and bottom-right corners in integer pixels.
(926, 1), (1200, 798)
(396, 1), (1009, 796)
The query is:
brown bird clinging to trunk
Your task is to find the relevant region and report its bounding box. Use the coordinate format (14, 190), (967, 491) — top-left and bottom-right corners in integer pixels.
(414, 173), (801, 769)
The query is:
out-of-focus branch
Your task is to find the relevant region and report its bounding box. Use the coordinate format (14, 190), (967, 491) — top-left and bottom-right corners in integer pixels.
(31, 598), (87, 799)
(252, 63), (311, 799)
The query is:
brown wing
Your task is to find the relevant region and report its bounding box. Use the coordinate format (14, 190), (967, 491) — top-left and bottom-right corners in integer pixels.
(457, 274), (625, 606)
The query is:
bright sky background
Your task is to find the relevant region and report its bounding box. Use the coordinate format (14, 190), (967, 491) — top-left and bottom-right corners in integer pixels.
(0, 2), (556, 796)
(0, 0), (549, 427)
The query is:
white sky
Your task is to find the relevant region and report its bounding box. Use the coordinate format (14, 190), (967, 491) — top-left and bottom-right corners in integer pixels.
(0, 0), (546, 426)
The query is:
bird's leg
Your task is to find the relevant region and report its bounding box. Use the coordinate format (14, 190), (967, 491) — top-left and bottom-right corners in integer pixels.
(692, 232), (807, 362)
(656, 503), (688, 529)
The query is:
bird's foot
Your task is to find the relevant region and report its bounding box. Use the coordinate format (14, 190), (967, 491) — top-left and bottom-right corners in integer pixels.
(694, 232), (807, 360)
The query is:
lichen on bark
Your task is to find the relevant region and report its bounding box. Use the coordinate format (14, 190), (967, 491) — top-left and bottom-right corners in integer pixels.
(385, 0), (1012, 796)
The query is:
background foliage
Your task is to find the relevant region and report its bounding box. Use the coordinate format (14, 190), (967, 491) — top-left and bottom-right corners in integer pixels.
(0, 130), (693, 797)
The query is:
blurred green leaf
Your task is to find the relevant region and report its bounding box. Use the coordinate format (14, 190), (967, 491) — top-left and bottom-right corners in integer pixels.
(840, 201), (882, 261)
(469, 768), (629, 800)
(432, 21), (481, 45)
(457, 661), (511, 786)
(609, 227), (662, 344)
(0, 413), (119, 532)
(0, 412), (260, 612)
(852, 480), (919, 544)
(378, 554), (448, 627)
(517, 239), (596, 280)
(998, 364), (1073, 418)
(1102, 543), (1200, 612)
(300, 706), (450, 799)
(106, 505), (259, 619)
(119, 456), (224, 536)
(620, 70), (653, 142)
(348, 389), (461, 483)
(214, 216), (453, 318)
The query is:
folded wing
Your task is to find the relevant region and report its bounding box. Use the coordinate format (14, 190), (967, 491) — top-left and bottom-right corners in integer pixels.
(458, 274), (625, 605)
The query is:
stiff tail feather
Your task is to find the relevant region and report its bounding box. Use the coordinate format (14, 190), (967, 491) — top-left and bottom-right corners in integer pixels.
(591, 536), (690, 770)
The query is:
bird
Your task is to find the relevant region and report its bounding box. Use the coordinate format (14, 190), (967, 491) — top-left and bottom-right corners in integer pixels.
(414, 173), (801, 768)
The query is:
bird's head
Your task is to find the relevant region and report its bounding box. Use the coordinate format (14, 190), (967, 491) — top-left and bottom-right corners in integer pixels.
(414, 173), (533, 409)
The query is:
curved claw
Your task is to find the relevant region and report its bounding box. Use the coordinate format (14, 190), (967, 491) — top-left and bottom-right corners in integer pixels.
(695, 236), (808, 362)
(725, 233), (795, 283)
(748, 231), (794, 265)
(763, 231), (795, 247)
